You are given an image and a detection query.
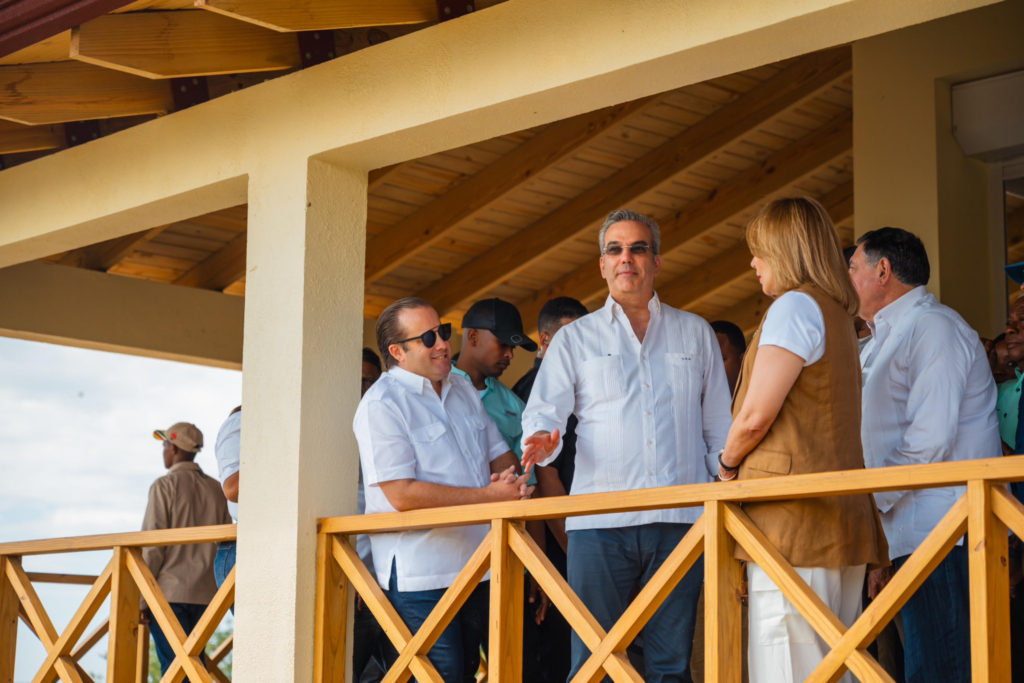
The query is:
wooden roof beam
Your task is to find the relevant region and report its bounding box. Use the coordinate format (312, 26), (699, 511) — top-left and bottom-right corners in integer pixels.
(517, 113), (852, 333)
(196, 0), (438, 32)
(57, 225), (167, 271)
(417, 46), (852, 316)
(0, 61), (172, 125)
(70, 11), (301, 79)
(0, 120), (63, 154)
(173, 232), (247, 291)
(364, 96), (658, 283)
(710, 292), (774, 337)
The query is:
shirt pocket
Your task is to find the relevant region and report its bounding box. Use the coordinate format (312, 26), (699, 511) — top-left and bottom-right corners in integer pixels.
(581, 355), (626, 404)
(410, 422), (455, 474)
(665, 352), (701, 405)
(464, 415), (493, 455)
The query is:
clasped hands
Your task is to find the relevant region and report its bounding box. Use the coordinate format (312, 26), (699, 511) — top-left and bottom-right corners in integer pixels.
(490, 466), (534, 501)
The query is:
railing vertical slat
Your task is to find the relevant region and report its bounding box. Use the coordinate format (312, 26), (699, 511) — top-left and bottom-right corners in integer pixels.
(705, 502), (742, 683)
(0, 556), (20, 683)
(967, 480), (1011, 682)
(313, 532), (348, 683)
(108, 547), (141, 683)
(135, 625), (149, 683)
(489, 520), (524, 683)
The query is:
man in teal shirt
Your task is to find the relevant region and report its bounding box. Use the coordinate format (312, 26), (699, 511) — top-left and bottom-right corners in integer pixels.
(452, 298), (538, 485)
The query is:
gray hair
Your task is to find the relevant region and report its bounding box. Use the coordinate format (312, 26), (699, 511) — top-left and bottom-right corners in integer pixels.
(598, 209), (661, 255)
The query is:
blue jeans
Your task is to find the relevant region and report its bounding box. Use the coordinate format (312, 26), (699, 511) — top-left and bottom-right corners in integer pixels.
(214, 541), (236, 614)
(892, 544), (971, 683)
(384, 560), (488, 682)
(567, 523), (703, 683)
(147, 603), (208, 680)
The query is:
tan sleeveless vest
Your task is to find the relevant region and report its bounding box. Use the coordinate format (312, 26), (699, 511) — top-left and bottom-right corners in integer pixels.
(733, 285), (888, 568)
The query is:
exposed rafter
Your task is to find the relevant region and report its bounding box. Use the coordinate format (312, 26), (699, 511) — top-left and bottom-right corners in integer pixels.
(173, 232), (247, 290)
(57, 225), (166, 271)
(71, 11), (300, 79)
(365, 96), (658, 283)
(0, 120), (63, 154)
(196, 0), (438, 32)
(0, 61), (173, 125)
(517, 113), (853, 333)
(711, 292), (774, 336)
(417, 46), (852, 316)
(0, 0), (135, 60)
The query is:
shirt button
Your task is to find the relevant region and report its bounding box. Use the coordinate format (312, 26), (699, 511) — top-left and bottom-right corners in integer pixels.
(645, 383), (650, 389)
(647, 440), (653, 446)
(463, 449), (469, 455)
(646, 411), (651, 416)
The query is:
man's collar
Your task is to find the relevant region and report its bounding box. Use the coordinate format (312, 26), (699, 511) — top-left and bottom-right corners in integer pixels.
(873, 286), (928, 328)
(602, 292), (661, 323)
(169, 462), (201, 473)
(388, 365), (438, 395)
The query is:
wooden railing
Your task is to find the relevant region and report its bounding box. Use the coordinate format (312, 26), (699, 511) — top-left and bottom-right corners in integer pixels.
(314, 456), (1024, 683)
(0, 525), (236, 683)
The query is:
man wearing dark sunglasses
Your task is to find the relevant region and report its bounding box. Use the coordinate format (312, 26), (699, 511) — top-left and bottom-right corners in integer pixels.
(521, 209), (733, 683)
(354, 297), (535, 683)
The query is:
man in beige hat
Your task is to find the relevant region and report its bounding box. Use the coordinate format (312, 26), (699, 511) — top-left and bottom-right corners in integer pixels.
(143, 422), (232, 679)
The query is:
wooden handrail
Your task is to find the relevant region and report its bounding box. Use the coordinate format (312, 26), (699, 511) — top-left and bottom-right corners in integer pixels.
(319, 455), (1024, 534)
(27, 572), (101, 585)
(0, 523), (236, 556)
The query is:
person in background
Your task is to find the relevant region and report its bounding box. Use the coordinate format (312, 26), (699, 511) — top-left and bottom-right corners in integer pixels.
(717, 197), (887, 682)
(709, 320), (746, 394)
(355, 348), (387, 682)
(213, 407), (240, 598)
(144, 423), (232, 679)
(513, 296), (589, 683)
(850, 227), (1000, 683)
(356, 297), (533, 683)
(522, 209), (732, 682)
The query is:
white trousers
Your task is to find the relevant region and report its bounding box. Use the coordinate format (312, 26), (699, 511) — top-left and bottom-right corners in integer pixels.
(747, 563), (866, 683)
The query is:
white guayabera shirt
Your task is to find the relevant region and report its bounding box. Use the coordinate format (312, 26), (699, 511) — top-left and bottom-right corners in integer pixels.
(522, 293), (733, 531)
(354, 366), (508, 592)
(860, 286), (1000, 559)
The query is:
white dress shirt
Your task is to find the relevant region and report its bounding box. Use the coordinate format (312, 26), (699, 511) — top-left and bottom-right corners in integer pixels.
(354, 366), (509, 592)
(860, 286), (1000, 559)
(214, 410), (241, 521)
(522, 293), (733, 530)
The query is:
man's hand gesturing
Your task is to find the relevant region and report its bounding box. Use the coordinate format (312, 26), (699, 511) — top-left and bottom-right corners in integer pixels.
(522, 430), (561, 474)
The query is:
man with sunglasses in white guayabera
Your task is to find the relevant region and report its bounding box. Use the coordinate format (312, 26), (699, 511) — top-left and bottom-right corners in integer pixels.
(353, 297), (535, 682)
(521, 210), (733, 683)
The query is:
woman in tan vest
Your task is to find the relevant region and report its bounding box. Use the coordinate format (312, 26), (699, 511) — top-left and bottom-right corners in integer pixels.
(716, 197), (888, 682)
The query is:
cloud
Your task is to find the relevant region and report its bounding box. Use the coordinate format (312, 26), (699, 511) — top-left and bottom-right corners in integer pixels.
(0, 338), (241, 682)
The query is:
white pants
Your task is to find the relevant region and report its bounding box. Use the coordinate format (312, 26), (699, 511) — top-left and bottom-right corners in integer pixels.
(747, 563), (866, 683)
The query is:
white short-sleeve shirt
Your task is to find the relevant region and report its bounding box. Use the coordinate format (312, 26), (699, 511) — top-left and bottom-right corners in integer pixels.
(354, 366), (509, 592)
(759, 291), (826, 366)
(214, 410), (241, 521)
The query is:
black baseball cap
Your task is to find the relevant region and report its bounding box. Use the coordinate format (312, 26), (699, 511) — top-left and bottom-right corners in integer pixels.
(462, 298), (538, 352)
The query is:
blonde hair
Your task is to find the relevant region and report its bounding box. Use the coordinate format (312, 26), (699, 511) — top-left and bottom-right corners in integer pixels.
(745, 196), (859, 315)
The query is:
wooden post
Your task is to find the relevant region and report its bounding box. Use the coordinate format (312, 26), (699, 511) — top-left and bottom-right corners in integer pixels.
(0, 556), (20, 683)
(967, 480), (1011, 682)
(108, 547), (141, 683)
(489, 520), (524, 683)
(705, 501), (742, 683)
(135, 624), (149, 683)
(313, 532), (348, 683)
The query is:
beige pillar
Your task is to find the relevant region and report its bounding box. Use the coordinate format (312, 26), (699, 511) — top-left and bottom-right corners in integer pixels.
(233, 158), (367, 683)
(853, 0), (1024, 336)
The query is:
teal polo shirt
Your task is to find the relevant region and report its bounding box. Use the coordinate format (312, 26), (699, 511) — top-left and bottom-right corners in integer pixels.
(450, 367), (535, 486)
(998, 369), (1024, 448)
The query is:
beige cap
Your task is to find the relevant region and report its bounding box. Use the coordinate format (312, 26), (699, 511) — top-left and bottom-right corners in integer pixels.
(153, 422), (203, 453)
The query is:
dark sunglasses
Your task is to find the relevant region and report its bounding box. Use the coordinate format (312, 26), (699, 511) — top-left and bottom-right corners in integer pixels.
(396, 322), (452, 348)
(603, 241), (653, 256)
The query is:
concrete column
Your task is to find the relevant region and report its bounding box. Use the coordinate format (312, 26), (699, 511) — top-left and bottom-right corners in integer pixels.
(233, 158), (367, 683)
(853, 0), (1024, 336)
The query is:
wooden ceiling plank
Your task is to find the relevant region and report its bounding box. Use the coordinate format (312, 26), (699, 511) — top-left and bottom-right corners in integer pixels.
(0, 61), (173, 125)
(417, 47), (852, 316)
(57, 225), (167, 271)
(0, 32), (71, 66)
(516, 114), (852, 334)
(70, 11), (300, 79)
(365, 96), (659, 283)
(0, 119), (63, 154)
(196, 0), (437, 32)
(708, 292), (775, 336)
(173, 232), (247, 290)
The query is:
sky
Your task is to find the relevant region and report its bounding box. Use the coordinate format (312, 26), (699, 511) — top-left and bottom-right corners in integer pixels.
(0, 337), (242, 682)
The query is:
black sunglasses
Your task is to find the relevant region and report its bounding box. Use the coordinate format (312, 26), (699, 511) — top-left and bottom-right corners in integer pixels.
(603, 241), (653, 256)
(396, 323), (452, 349)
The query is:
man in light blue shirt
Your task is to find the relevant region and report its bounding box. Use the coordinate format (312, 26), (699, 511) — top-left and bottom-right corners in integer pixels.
(850, 227), (1000, 683)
